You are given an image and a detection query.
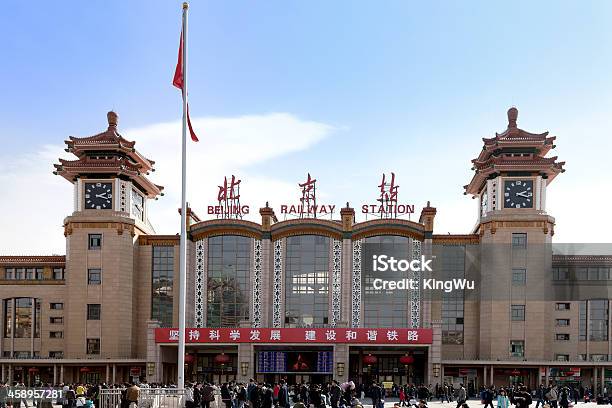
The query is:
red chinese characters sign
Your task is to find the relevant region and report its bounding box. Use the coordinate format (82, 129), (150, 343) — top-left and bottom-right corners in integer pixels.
(155, 328), (432, 344)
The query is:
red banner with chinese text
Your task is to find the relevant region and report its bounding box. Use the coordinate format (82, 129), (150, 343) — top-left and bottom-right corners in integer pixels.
(155, 328), (432, 344)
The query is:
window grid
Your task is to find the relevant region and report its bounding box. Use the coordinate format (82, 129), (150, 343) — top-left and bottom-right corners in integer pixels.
(285, 235), (329, 327)
(207, 236), (251, 328)
(152, 246), (174, 327)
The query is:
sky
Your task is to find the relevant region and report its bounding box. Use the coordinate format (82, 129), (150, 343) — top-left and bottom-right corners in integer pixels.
(1, 1), (612, 255)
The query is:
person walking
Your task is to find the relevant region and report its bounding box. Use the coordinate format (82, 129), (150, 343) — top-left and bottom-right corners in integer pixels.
(482, 387), (494, 408)
(496, 389), (510, 408)
(329, 381), (341, 408)
(455, 384), (466, 408)
(279, 381), (290, 408)
(125, 382), (140, 408)
(546, 385), (558, 408)
(511, 385), (532, 408)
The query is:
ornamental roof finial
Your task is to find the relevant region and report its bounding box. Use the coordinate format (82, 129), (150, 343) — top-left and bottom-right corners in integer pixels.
(107, 111), (118, 128)
(507, 106), (518, 128)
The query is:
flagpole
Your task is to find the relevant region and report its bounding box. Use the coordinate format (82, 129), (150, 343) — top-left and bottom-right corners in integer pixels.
(177, 1), (189, 390)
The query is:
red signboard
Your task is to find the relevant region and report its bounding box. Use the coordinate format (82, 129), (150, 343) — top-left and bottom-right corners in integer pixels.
(155, 328), (432, 344)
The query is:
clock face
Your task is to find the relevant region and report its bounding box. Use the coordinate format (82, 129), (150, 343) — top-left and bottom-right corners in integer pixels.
(131, 189), (144, 220)
(85, 182), (113, 210)
(481, 190), (488, 216)
(504, 179), (534, 209)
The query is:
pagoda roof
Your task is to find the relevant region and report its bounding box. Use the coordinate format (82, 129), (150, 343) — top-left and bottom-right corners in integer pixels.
(64, 111), (155, 172)
(464, 107), (565, 195)
(54, 112), (163, 198)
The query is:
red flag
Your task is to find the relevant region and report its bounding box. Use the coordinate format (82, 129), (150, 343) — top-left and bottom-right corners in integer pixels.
(173, 31), (199, 142)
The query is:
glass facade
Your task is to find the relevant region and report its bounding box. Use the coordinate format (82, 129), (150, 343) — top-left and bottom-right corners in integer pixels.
(441, 245), (465, 344)
(284, 235), (330, 327)
(207, 235), (251, 327)
(152, 246), (174, 327)
(362, 235), (411, 328)
(3, 298), (40, 338)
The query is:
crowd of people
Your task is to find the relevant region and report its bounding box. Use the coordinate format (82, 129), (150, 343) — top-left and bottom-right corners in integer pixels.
(0, 379), (611, 408)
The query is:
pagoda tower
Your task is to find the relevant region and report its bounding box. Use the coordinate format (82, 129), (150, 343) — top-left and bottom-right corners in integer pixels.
(465, 107), (565, 362)
(53, 112), (163, 359)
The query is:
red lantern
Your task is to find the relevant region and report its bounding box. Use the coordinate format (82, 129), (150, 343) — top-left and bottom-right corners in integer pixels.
(399, 355), (415, 365)
(184, 354), (195, 364)
(363, 354), (378, 365)
(214, 353), (231, 365)
(511, 369), (521, 375)
(28, 368), (39, 373)
(80, 367), (90, 373)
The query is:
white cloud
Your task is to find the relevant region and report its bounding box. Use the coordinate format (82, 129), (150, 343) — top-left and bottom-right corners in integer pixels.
(0, 113), (335, 254)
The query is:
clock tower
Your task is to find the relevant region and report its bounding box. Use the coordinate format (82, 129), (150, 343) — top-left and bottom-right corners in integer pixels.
(465, 107), (565, 362)
(53, 112), (163, 359)
(465, 107), (565, 226)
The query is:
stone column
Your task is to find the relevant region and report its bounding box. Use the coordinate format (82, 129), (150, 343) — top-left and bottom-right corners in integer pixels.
(489, 365), (494, 385)
(334, 344), (349, 383)
(30, 299), (35, 357)
(106, 365), (110, 383)
(146, 320), (162, 383)
(53, 365), (57, 385)
(340, 206), (354, 328)
(419, 203), (436, 329)
(260, 205), (276, 327)
(427, 320), (442, 385)
(237, 343), (254, 383)
(112, 364), (116, 384)
(60, 365), (64, 384)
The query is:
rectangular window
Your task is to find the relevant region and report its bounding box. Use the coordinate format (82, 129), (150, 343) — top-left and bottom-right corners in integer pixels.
(556, 333), (570, 341)
(511, 305), (525, 321)
(510, 340), (524, 357)
(512, 233), (527, 249)
(50, 303), (63, 310)
(87, 268), (101, 285)
(556, 318), (570, 326)
(4, 268), (14, 280)
(87, 304), (101, 320)
(14, 268), (24, 280)
(49, 317), (63, 324)
(591, 354), (608, 362)
(555, 303), (570, 311)
(555, 354), (570, 362)
(3, 299), (12, 337)
(49, 331), (63, 339)
(552, 267), (569, 280)
(52, 268), (64, 280)
(87, 338), (100, 355)
(88, 234), (102, 250)
(512, 268), (526, 285)
(576, 267), (588, 280)
(152, 246), (175, 327)
(49, 351), (63, 358)
(579, 301), (587, 341)
(589, 299), (609, 341)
